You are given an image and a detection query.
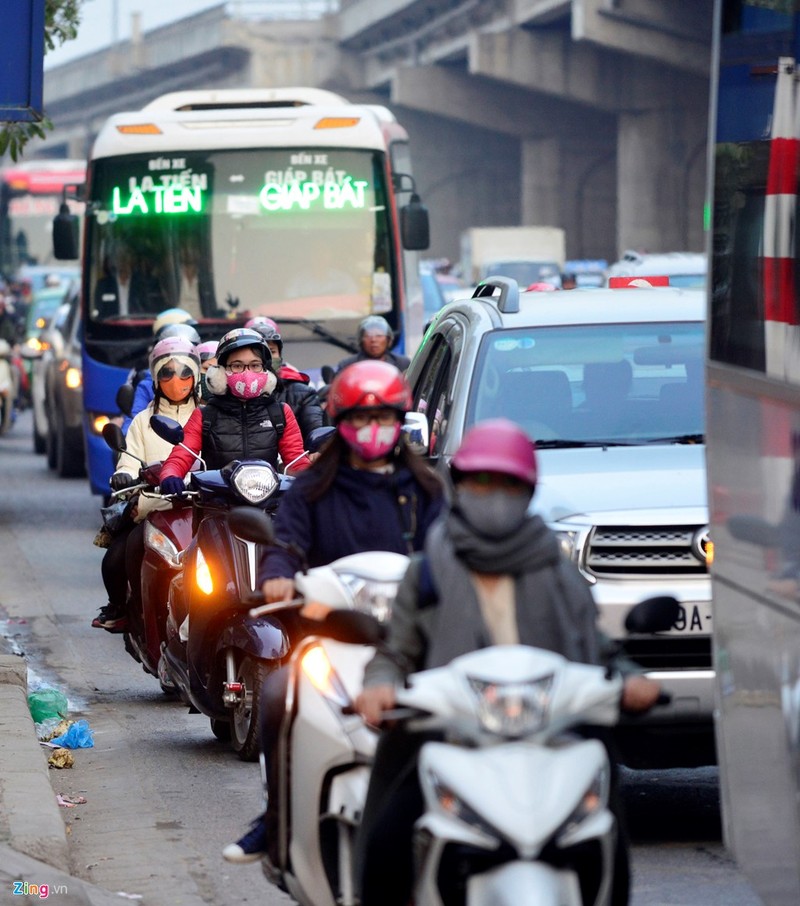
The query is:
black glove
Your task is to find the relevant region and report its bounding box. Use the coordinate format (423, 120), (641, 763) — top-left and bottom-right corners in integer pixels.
(109, 471), (137, 492)
(159, 476), (187, 498)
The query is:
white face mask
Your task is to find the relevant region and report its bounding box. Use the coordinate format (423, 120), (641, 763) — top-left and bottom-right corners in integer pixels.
(455, 488), (532, 538)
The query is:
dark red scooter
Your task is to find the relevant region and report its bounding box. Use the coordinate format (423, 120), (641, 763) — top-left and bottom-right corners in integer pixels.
(102, 423), (194, 692)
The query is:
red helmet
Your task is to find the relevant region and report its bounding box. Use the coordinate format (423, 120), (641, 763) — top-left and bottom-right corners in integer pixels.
(327, 360), (412, 423)
(451, 419), (538, 486)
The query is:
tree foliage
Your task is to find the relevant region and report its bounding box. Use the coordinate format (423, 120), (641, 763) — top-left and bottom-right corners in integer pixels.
(0, 0), (83, 161)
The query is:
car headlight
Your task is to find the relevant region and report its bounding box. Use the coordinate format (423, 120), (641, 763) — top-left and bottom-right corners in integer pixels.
(337, 573), (399, 622)
(427, 769), (499, 842)
(467, 673), (554, 738)
(65, 366), (81, 390)
(87, 412), (116, 435)
(556, 765), (609, 842)
(230, 462), (279, 504)
(554, 529), (580, 561)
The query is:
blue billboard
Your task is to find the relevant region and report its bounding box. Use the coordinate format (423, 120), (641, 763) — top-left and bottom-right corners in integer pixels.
(0, 0), (45, 122)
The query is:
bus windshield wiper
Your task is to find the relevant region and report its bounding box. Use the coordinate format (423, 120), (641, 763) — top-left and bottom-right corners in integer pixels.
(641, 433), (705, 445)
(271, 317), (359, 354)
(534, 439), (632, 449)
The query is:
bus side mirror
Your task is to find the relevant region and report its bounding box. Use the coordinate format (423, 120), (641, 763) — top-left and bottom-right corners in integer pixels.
(401, 194), (430, 251)
(53, 205), (79, 261)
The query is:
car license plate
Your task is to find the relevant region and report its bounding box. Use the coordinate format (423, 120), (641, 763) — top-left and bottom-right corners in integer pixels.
(669, 604), (712, 634)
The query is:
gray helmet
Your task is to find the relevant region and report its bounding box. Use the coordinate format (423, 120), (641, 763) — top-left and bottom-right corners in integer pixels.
(358, 315), (393, 343)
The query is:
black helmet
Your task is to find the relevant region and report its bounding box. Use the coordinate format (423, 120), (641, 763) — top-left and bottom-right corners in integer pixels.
(156, 322), (201, 345)
(216, 327), (269, 367)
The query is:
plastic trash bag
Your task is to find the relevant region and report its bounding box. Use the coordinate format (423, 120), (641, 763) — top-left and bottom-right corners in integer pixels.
(28, 688), (69, 724)
(35, 717), (70, 742)
(50, 719), (94, 749)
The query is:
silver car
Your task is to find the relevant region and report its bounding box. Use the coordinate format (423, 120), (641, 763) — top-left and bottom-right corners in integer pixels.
(406, 278), (712, 768)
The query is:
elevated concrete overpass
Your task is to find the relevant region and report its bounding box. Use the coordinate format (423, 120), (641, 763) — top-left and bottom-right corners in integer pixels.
(37, 0), (713, 265)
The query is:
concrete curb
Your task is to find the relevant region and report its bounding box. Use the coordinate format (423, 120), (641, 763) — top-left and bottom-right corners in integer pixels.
(0, 654), (122, 905)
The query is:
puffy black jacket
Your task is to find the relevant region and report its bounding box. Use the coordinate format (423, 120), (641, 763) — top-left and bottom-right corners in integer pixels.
(201, 394), (285, 470)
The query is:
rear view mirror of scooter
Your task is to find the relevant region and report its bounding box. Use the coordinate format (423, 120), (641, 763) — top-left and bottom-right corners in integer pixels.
(322, 609), (387, 646)
(150, 414), (206, 469)
(624, 596), (681, 634)
(102, 421), (127, 454)
(307, 425), (335, 452)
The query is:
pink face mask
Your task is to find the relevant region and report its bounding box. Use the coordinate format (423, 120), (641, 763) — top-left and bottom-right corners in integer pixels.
(338, 421), (402, 461)
(226, 370), (275, 400)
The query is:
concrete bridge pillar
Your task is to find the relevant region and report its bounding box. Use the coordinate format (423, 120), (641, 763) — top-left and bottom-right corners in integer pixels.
(617, 106), (707, 256)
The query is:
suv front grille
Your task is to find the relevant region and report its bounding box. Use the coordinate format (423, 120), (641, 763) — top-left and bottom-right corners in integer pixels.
(585, 526), (707, 577)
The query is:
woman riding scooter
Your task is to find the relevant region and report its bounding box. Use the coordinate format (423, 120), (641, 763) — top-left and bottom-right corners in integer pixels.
(223, 359), (443, 864)
(92, 335), (200, 632)
(157, 327), (311, 494)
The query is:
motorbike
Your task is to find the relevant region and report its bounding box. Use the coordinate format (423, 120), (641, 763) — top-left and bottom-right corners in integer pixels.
(228, 518), (678, 906)
(101, 422), (194, 692)
(0, 339), (18, 434)
(150, 414), (308, 760)
(230, 506), (409, 906)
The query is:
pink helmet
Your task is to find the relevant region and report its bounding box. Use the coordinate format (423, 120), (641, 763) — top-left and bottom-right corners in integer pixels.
(245, 315), (279, 332)
(196, 340), (219, 363)
(450, 419), (538, 486)
(149, 336), (200, 384)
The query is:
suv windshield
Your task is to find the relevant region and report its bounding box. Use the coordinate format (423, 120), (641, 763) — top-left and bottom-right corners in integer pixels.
(466, 322), (704, 445)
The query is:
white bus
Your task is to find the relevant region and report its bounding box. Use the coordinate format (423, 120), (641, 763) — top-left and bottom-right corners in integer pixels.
(53, 88), (429, 495)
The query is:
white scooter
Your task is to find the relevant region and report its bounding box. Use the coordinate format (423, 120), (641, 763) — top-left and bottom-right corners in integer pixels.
(231, 507), (408, 906)
(231, 510), (676, 906)
(378, 596), (678, 906)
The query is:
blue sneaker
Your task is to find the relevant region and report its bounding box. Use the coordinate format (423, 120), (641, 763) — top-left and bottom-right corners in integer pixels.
(222, 816), (267, 864)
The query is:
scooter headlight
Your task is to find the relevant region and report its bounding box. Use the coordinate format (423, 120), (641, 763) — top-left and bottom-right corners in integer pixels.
(467, 673), (554, 738)
(144, 520), (181, 568)
(301, 643), (350, 707)
(195, 546), (214, 595)
(556, 765), (609, 842)
(337, 574), (399, 623)
(230, 462), (279, 504)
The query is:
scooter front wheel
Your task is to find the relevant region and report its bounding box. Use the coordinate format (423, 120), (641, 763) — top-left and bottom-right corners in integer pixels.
(230, 655), (267, 762)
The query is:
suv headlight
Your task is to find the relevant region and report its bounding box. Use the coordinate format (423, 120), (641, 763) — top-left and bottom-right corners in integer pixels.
(337, 573), (399, 623)
(467, 673), (554, 738)
(230, 463), (279, 504)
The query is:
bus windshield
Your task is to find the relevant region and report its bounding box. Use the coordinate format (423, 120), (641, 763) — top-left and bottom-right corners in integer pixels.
(85, 147), (396, 341)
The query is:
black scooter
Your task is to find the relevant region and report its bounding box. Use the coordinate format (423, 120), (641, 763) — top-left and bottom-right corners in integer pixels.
(150, 414), (309, 760)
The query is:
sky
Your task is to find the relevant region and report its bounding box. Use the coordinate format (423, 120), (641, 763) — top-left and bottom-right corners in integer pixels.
(45, 0), (224, 68)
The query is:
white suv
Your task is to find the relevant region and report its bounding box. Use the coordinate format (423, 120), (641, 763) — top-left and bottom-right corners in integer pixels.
(406, 278), (713, 768)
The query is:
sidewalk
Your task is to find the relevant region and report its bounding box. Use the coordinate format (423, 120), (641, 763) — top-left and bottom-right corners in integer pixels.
(0, 653), (123, 905)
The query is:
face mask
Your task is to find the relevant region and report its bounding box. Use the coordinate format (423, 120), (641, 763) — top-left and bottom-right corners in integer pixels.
(338, 421), (402, 462)
(455, 489), (532, 539)
(158, 374), (194, 403)
(271, 355), (283, 373)
(226, 370), (273, 400)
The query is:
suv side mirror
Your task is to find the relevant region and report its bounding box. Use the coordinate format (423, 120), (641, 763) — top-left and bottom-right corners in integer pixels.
(402, 411), (430, 456)
(53, 205), (80, 261)
(401, 195), (430, 251)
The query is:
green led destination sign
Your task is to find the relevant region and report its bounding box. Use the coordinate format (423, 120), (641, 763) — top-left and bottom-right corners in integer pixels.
(259, 175), (368, 213)
(111, 184), (205, 216)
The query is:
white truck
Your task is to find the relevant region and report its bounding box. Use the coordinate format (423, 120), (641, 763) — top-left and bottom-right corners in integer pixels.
(460, 226), (566, 288)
